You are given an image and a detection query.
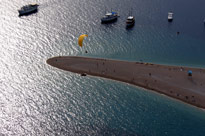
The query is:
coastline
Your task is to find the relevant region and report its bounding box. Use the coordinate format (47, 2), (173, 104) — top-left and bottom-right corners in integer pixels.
(47, 56), (205, 109)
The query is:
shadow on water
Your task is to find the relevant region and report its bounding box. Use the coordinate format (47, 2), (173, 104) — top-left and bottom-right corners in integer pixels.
(18, 10), (38, 17)
(126, 25), (135, 31)
(101, 20), (118, 27)
(167, 20), (174, 28)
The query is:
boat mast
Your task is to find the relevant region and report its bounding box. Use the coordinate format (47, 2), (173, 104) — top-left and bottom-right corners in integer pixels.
(130, 8), (133, 16)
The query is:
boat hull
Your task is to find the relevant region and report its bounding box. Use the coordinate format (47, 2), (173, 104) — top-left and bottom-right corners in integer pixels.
(168, 18), (173, 22)
(126, 22), (135, 28)
(101, 17), (118, 23)
(19, 9), (38, 16)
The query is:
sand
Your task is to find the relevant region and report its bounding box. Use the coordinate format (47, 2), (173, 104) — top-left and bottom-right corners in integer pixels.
(47, 56), (205, 109)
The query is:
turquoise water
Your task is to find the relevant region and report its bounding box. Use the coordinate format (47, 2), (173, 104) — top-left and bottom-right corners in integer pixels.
(1, 0), (205, 135)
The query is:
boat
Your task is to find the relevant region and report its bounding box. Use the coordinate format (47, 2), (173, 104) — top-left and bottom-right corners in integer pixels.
(126, 9), (135, 28)
(101, 11), (118, 23)
(18, 3), (39, 16)
(81, 73), (87, 76)
(168, 12), (173, 22)
(126, 16), (135, 28)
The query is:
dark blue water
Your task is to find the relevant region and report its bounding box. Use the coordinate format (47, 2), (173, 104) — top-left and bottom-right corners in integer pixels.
(1, 0), (205, 135)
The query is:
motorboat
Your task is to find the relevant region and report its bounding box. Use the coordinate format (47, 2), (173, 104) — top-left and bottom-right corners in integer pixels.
(126, 16), (135, 28)
(81, 73), (87, 76)
(101, 11), (118, 23)
(168, 12), (173, 22)
(18, 3), (39, 16)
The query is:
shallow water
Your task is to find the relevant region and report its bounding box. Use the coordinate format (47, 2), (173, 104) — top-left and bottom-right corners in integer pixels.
(1, 0), (205, 135)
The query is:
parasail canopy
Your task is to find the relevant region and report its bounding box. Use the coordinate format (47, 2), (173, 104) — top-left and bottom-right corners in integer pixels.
(78, 34), (88, 47)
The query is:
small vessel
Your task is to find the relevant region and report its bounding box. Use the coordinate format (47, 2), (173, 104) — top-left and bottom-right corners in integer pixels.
(101, 11), (118, 23)
(126, 16), (135, 28)
(81, 73), (87, 76)
(18, 3), (39, 16)
(168, 12), (173, 22)
(126, 9), (135, 28)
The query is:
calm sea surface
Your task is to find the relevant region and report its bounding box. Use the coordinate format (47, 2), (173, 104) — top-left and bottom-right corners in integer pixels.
(1, 0), (205, 135)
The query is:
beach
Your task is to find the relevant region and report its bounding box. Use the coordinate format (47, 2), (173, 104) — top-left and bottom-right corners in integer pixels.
(47, 56), (205, 109)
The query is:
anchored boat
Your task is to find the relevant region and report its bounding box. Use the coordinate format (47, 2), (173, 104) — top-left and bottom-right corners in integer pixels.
(18, 3), (39, 16)
(101, 11), (118, 23)
(126, 16), (135, 28)
(168, 12), (173, 22)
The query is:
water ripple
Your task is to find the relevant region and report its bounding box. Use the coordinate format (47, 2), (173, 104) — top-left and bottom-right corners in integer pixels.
(1, 0), (205, 135)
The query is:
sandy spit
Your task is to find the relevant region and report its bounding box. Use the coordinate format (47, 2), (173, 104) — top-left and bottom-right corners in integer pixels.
(47, 56), (205, 109)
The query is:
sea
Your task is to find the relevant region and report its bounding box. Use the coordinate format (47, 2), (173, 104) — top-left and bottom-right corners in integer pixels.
(1, 0), (205, 135)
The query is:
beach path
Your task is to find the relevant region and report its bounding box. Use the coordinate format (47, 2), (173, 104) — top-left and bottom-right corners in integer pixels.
(47, 56), (205, 109)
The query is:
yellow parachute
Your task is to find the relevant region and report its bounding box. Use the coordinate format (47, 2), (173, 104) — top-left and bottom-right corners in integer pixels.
(78, 34), (88, 47)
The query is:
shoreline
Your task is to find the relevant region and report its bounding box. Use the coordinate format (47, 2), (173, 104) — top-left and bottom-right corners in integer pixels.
(47, 56), (205, 109)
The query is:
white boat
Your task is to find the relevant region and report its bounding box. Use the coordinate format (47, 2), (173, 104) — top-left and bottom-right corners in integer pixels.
(101, 11), (118, 23)
(168, 12), (173, 22)
(18, 3), (39, 16)
(126, 16), (135, 28)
